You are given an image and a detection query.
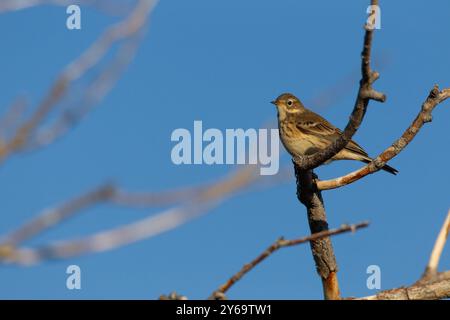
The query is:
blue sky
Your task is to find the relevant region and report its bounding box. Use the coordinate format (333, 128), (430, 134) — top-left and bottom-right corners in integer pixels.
(0, 0), (449, 299)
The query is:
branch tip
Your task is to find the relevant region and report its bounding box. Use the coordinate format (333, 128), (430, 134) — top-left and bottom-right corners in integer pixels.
(316, 83), (450, 191)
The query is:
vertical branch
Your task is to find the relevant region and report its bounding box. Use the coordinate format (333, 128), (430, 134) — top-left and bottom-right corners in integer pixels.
(290, 0), (382, 300)
(294, 0), (384, 171)
(294, 164), (340, 300)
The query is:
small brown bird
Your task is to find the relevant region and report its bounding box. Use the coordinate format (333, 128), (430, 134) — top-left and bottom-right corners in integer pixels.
(271, 93), (398, 175)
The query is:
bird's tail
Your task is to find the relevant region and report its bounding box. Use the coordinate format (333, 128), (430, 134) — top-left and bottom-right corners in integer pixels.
(362, 159), (398, 175)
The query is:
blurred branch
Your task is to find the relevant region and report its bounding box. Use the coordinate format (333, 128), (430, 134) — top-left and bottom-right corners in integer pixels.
(2, 184), (116, 246)
(317, 86), (450, 190)
(0, 0), (158, 163)
(0, 166), (289, 265)
(2, 202), (218, 265)
(0, 0), (366, 268)
(308, 53), (391, 110)
(26, 31), (143, 149)
(209, 222), (369, 299)
(0, 0), (130, 15)
(0, 97), (28, 136)
(0, 0), (87, 12)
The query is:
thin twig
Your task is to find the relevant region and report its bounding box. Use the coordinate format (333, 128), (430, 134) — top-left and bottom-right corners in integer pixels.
(421, 209), (450, 280)
(316, 86), (450, 190)
(209, 222), (369, 299)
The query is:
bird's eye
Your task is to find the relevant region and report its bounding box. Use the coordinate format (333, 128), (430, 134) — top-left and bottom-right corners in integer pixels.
(287, 100), (293, 107)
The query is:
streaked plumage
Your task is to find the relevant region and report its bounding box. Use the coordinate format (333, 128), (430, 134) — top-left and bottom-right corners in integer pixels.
(271, 93), (398, 175)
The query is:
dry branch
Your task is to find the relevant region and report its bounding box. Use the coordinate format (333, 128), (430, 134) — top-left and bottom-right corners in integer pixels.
(293, 0), (383, 300)
(421, 210), (450, 281)
(293, 0), (384, 171)
(317, 86), (450, 190)
(354, 271), (450, 300)
(295, 168), (341, 300)
(210, 222), (369, 299)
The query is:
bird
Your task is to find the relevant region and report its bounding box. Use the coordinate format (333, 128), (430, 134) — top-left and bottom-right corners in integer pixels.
(271, 93), (398, 175)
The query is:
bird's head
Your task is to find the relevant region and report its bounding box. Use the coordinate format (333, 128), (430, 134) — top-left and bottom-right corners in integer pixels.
(271, 93), (305, 116)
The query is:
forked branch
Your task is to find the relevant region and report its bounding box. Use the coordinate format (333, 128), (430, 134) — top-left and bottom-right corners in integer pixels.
(292, 0), (383, 301)
(317, 86), (450, 190)
(294, 0), (384, 171)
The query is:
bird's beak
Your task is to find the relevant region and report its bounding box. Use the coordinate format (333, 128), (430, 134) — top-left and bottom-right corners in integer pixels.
(270, 100), (276, 106)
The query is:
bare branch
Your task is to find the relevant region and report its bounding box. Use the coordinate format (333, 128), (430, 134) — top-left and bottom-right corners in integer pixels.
(353, 271), (450, 300)
(209, 222), (369, 299)
(421, 210), (450, 280)
(295, 168), (341, 299)
(293, 0), (384, 171)
(290, 0), (384, 300)
(0, 97), (28, 137)
(317, 86), (450, 190)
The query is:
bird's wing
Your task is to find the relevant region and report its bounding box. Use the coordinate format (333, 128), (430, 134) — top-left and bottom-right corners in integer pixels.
(295, 110), (370, 158)
(295, 110), (341, 138)
(345, 139), (369, 158)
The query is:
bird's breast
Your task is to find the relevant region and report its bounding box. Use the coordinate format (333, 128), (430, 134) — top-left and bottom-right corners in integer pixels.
(279, 120), (324, 157)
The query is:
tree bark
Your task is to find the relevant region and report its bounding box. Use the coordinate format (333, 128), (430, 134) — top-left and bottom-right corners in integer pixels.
(294, 164), (340, 299)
